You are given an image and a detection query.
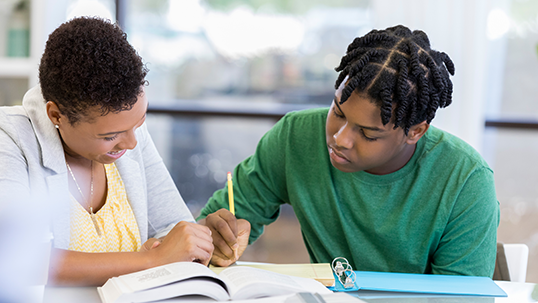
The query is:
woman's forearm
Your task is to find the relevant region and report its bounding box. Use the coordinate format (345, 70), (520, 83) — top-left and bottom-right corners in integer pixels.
(48, 248), (154, 286)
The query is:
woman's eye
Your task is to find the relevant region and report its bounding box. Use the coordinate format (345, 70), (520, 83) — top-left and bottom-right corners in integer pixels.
(104, 134), (118, 141)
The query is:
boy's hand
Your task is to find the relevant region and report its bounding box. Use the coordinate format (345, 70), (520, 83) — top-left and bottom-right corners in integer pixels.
(199, 209), (251, 267)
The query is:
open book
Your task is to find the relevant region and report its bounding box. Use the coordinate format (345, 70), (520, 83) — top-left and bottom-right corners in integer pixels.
(97, 262), (332, 303)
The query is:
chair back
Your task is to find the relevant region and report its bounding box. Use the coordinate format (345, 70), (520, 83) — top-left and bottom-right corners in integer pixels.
(494, 242), (529, 283)
(504, 243), (529, 283)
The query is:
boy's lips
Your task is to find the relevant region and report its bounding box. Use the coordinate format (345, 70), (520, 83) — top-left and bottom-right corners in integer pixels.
(328, 146), (350, 163)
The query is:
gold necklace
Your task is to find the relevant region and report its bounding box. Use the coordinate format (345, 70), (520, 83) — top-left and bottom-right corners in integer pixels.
(66, 159), (102, 236)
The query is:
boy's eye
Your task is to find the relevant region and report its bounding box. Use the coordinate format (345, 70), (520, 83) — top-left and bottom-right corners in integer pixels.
(332, 107), (345, 118)
(360, 129), (377, 142)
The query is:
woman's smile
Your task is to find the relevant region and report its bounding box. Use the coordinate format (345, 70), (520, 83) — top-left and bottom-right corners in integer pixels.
(106, 149), (126, 160)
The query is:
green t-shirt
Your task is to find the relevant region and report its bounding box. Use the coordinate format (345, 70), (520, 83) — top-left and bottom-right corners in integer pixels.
(198, 108), (499, 277)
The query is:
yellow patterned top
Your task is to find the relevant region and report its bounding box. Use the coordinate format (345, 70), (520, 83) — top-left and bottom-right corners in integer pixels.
(68, 163), (141, 252)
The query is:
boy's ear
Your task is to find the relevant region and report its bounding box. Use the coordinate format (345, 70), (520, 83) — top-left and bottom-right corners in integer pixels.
(405, 121), (429, 145)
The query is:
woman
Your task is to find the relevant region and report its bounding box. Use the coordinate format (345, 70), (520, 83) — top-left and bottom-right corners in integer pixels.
(0, 17), (213, 285)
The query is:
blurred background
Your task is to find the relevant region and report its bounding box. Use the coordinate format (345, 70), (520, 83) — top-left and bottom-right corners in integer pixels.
(0, 0), (537, 283)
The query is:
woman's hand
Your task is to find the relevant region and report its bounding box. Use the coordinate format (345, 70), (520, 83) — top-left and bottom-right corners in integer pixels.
(143, 221), (214, 267)
(140, 237), (161, 252)
(199, 209), (251, 267)
(49, 222), (213, 286)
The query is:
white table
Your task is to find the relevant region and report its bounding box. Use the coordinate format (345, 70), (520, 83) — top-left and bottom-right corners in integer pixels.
(42, 281), (538, 303)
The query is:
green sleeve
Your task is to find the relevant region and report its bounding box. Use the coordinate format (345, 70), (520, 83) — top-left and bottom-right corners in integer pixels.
(197, 115), (291, 243)
(431, 167), (500, 277)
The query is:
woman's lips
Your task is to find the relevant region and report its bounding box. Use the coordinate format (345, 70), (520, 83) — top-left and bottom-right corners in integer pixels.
(106, 149), (126, 160)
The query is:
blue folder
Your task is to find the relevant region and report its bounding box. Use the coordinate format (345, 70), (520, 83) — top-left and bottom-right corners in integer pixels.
(328, 271), (507, 298)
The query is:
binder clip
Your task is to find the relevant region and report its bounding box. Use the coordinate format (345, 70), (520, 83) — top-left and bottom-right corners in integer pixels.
(331, 257), (356, 289)
(342, 269), (356, 288)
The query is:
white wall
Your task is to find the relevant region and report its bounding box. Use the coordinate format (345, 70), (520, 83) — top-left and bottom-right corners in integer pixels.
(371, 0), (510, 154)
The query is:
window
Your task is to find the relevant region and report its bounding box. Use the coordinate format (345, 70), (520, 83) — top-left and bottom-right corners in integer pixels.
(122, 0), (372, 213)
(482, 0), (538, 283)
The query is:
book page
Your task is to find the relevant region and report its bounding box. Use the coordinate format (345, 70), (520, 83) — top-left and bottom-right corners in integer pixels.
(123, 277), (230, 302)
(218, 266), (331, 301)
(114, 262), (220, 293)
(155, 294), (295, 302)
(99, 262), (232, 303)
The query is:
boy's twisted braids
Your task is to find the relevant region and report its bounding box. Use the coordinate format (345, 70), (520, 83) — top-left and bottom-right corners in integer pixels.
(335, 25), (455, 134)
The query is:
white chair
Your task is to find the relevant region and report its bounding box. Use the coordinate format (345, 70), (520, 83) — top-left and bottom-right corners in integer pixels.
(504, 243), (529, 283)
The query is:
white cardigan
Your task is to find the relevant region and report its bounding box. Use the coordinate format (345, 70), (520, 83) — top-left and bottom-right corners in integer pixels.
(0, 86), (194, 249)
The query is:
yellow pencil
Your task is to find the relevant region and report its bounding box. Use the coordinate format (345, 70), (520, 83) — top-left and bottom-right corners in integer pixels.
(227, 171), (238, 260)
(227, 171), (235, 215)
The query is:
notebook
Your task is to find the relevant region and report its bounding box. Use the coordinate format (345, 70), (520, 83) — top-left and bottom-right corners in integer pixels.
(329, 271), (507, 298)
(210, 262), (335, 287)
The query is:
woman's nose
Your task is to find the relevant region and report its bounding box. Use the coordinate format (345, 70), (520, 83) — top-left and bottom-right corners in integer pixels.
(118, 129), (137, 150)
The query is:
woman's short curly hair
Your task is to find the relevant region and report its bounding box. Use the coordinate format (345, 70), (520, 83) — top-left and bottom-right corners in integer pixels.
(39, 16), (148, 124)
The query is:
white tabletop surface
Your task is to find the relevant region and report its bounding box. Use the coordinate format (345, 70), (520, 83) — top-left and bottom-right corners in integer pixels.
(42, 281), (538, 303)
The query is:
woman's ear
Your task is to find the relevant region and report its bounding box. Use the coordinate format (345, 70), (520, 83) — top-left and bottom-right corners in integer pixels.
(46, 101), (63, 127)
(405, 121), (429, 145)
